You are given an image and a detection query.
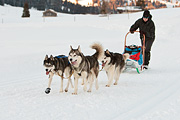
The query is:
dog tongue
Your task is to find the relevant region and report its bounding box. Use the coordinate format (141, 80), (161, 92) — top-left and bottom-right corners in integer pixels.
(102, 63), (106, 67)
(46, 71), (49, 75)
(72, 61), (76, 65)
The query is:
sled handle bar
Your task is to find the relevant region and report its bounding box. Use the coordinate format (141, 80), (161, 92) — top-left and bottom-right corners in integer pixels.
(124, 31), (146, 70)
(124, 31), (145, 47)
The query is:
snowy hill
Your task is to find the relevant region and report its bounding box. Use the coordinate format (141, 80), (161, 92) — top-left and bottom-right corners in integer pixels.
(1, 5), (180, 120)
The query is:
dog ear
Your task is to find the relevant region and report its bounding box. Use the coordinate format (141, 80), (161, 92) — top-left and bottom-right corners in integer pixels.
(70, 45), (73, 51)
(45, 55), (48, 60)
(77, 45), (81, 52)
(50, 55), (54, 60)
(105, 49), (111, 55)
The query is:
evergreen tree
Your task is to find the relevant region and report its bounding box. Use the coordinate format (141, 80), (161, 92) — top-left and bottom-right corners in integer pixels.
(0, 0), (4, 6)
(22, 2), (30, 17)
(37, 0), (46, 11)
(4, 0), (100, 14)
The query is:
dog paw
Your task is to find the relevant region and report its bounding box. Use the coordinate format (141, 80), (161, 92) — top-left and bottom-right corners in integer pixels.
(72, 93), (77, 95)
(106, 85), (110, 87)
(45, 88), (51, 94)
(114, 83), (117, 85)
(96, 86), (99, 90)
(81, 83), (84, 85)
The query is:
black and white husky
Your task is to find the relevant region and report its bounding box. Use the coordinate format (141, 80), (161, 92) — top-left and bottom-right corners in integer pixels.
(43, 55), (73, 94)
(68, 43), (104, 95)
(101, 50), (129, 87)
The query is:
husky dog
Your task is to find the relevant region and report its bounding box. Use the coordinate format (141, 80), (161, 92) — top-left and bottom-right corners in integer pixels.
(43, 55), (73, 94)
(101, 50), (129, 87)
(68, 43), (104, 95)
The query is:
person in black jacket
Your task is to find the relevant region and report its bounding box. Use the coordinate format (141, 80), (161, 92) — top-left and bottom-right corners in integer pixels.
(129, 10), (155, 69)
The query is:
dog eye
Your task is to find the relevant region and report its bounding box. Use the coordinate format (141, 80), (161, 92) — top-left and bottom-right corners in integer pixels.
(74, 55), (76, 57)
(104, 57), (106, 59)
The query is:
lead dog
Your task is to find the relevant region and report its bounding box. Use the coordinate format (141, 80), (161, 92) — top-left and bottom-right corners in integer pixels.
(43, 55), (73, 94)
(68, 43), (104, 95)
(101, 50), (129, 87)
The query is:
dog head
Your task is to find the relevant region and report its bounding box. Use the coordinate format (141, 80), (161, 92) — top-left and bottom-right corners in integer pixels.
(43, 55), (55, 75)
(101, 49), (111, 67)
(68, 45), (83, 68)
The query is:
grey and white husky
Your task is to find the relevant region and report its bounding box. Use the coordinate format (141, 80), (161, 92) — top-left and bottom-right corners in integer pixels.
(68, 43), (104, 95)
(101, 50), (129, 87)
(43, 55), (73, 94)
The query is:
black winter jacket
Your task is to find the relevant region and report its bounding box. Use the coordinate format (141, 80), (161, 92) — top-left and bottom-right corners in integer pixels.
(130, 15), (155, 40)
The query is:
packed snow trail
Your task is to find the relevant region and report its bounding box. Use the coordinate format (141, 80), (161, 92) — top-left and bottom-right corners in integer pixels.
(1, 5), (180, 120)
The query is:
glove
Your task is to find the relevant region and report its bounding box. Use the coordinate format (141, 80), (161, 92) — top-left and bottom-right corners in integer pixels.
(130, 31), (134, 34)
(140, 31), (146, 35)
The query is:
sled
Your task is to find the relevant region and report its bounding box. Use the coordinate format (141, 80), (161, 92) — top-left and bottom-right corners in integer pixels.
(123, 31), (146, 74)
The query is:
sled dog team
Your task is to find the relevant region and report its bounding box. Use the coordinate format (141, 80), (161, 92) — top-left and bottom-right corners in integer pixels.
(43, 43), (129, 95)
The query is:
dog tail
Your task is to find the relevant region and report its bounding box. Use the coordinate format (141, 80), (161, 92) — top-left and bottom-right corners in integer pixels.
(123, 53), (129, 61)
(90, 43), (104, 60)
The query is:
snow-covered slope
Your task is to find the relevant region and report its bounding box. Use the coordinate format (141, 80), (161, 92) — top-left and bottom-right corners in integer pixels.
(1, 5), (180, 120)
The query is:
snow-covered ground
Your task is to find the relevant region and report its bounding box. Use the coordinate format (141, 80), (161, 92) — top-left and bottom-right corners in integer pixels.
(0, 5), (180, 120)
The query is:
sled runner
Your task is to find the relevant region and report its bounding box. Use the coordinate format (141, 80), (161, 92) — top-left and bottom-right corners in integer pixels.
(123, 31), (146, 74)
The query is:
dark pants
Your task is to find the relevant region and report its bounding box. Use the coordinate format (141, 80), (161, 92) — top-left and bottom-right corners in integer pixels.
(141, 38), (154, 66)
